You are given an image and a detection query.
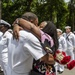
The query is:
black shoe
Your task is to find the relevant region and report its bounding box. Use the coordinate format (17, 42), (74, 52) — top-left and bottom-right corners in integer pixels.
(0, 70), (3, 73)
(58, 71), (63, 74)
(57, 70), (60, 72)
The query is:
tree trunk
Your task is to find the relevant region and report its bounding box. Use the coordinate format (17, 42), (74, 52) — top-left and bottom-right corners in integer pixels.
(26, 0), (33, 11)
(0, 0), (1, 19)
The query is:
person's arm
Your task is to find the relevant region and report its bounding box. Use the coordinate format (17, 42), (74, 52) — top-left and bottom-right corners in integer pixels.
(72, 34), (75, 49)
(22, 31), (55, 65)
(61, 37), (67, 52)
(13, 18), (54, 54)
(40, 53), (55, 65)
(13, 18), (41, 40)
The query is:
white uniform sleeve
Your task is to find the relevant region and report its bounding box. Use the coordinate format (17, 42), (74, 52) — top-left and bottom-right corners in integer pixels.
(0, 32), (3, 38)
(72, 34), (75, 48)
(61, 37), (67, 52)
(23, 32), (46, 60)
(0, 31), (12, 46)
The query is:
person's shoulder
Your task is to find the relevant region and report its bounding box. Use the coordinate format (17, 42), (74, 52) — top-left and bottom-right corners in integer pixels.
(60, 35), (65, 41)
(5, 30), (12, 35)
(70, 32), (75, 36)
(62, 32), (66, 35)
(19, 30), (28, 36)
(19, 30), (29, 40)
(61, 35), (65, 39)
(19, 30), (33, 38)
(3, 30), (12, 39)
(19, 30), (38, 41)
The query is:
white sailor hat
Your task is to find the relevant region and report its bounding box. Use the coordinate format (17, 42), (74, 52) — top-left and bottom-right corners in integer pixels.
(57, 29), (62, 33)
(0, 19), (11, 27)
(65, 26), (71, 29)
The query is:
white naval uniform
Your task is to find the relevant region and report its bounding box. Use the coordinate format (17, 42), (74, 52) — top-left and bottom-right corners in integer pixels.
(73, 43), (75, 60)
(0, 32), (3, 40)
(0, 31), (3, 70)
(7, 30), (46, 75)
(57, 35), (67, 72)
(63, 32), (75, 60)
(0, 30), (12, 75)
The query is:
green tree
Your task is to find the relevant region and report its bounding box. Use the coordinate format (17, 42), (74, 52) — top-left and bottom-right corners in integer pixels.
(2, 0), (69, 30)
(68, 0), (75, 31)
(34, 0), (68, 29)
(2, 0), (33, 24)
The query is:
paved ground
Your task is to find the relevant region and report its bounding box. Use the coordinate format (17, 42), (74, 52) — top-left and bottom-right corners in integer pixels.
(0, 71), (4, 75)
(0, 68), (75, 75)
(58, 68), (75, 75)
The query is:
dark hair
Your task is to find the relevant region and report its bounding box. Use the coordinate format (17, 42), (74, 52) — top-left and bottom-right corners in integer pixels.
(0, 23), (10, 29)
(42, 21), (59, 53)
(21, 12), (38, 21)
(4, 25), (10, 29)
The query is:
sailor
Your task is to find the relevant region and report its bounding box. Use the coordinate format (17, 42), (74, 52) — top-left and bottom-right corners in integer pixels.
(0, 20), (12, 75)
(0, 31), (3, 72)
(57, 29), (67, 73)
(63, 26), (75, 60)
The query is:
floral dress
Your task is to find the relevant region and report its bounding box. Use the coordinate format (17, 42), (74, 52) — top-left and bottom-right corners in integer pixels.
(33, 60), (56, 75)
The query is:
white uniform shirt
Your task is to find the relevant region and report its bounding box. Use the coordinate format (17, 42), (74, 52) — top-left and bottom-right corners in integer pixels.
(58, 35), (67, 52)
(63, 32), (75, 49)
(0, 30), (12, 64)
(0, 31), (3, 40)
(0, 31), (3, 64)
(0, 30), (12, 53)
(8, 30), (46, 75)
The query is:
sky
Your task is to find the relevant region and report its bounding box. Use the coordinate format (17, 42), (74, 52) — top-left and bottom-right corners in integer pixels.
(65, 0), (70, 2)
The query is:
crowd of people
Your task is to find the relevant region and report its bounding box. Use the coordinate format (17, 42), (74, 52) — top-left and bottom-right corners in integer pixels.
(0, 12), (75, 75)
(56, 26), (75, 74)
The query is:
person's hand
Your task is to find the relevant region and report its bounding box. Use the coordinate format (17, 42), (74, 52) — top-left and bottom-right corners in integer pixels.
(12, 18), (21, 26)
(13, 24), (23, 40)
(47, 53), (55, 65)
(41, 53), (55, 65)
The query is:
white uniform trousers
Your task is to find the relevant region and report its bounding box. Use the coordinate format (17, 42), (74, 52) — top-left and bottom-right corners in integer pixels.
(57, 63), (64, 72)
(54, 62), (58, 75)
(66, 48), (74, 60)
(1, 48), (8, 75)
(73, 49), (75, 60)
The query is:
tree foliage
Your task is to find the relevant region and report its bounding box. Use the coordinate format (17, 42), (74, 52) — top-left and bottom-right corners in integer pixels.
(1, 0), (75, 30)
